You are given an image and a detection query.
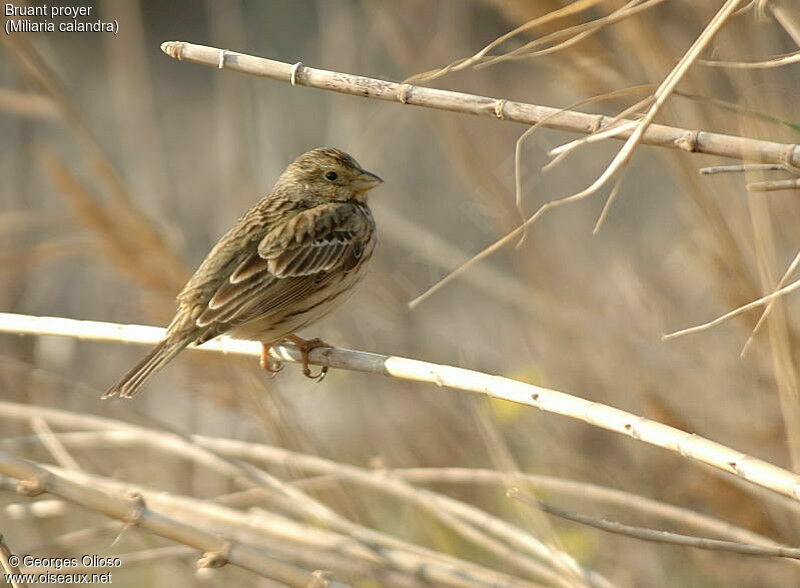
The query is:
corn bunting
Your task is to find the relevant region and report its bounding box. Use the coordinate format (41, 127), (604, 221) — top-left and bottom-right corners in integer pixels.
(103, 147), (381, 398)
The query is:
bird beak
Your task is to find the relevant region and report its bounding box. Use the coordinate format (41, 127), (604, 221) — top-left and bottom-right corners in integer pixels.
(352, 170), (383, 193)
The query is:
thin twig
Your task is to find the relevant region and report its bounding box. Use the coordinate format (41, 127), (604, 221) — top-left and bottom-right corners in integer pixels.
(513, 86), (655, 245)
(407, 0), (746, 307)
(734, 0), (758, 16)
(29, 416), (82, 472)
(3, 312), (800, 503)
(474, 0), (669, 70)
(0, 533), (26, 588)
(741, 250), (800, 358)
(663, 277), (800, 340)
(545, 99), (650, 162)
(699, 164), (792, 175)
(593, 167), (629, 234)
(508, 488), (800, 559)
(745, 190), (800, 471)
(699, 50), (800, 68)
(390, 467), (800, 562)
(404, 0), (610, 82)
(747, 179), (800, 192)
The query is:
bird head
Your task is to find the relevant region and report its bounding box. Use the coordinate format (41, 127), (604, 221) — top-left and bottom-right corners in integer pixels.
(279, 147), (383, 203)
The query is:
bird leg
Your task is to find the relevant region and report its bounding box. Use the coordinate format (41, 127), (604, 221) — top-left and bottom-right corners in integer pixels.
(260, 343), (284, 375)
(283, 334), (332, 381)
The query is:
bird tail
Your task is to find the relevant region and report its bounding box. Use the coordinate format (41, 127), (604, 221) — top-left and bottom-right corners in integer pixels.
(102, 339), (190, 399)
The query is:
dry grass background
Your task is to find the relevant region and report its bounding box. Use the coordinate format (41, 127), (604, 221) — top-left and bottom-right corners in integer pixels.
(1, 0), (800, 586)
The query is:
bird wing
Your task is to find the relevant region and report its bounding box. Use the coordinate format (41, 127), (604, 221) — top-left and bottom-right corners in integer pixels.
(193, 202), (370, 330)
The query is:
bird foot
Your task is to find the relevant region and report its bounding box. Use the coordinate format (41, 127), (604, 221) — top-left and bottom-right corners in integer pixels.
(283, 335), (332, 381)
(260, 343), (284, 377)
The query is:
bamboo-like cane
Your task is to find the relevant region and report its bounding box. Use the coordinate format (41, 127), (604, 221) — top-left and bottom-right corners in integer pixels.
(159, 41), (800, 169)
(0, 450), (331, 586)
(2, 312), (799, 505)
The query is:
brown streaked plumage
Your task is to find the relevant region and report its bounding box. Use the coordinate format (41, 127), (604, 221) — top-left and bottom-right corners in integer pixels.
(103, 147), (381, 399)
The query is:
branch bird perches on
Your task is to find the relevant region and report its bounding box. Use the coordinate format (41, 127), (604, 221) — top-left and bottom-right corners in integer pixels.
(2, 312), (800, 506)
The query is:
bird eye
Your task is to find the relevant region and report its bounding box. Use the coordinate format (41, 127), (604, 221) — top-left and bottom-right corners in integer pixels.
(324, 171), (338, 181)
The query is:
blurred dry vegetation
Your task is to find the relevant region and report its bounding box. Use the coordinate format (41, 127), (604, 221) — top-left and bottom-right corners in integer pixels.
(1, 0), (800, 586)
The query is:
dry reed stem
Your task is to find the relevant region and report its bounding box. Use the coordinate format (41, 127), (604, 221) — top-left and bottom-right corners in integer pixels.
(0, 402), (565, 588)
(0, 428), (595, 587)
(545, 96), (652, 162)
(0, 427), (603, 588)
(0, 462), (539, 588)
(2, 400), (507, 583)
(0, 533), (26, 588)
(546, 118), (636, 164)
(3, 312), (800, 504)
(163, 440), (800, 568)
(158, 41), (800, 168)
(14, 429), (785, 560)
(508, 488), (800, 559)
(0, 450), (322, 586)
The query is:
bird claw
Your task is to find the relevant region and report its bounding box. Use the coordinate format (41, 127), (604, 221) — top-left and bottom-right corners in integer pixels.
(284, 335), (332, 382)
(260, 343), (284, 376)
(304, 364), (328, 382)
